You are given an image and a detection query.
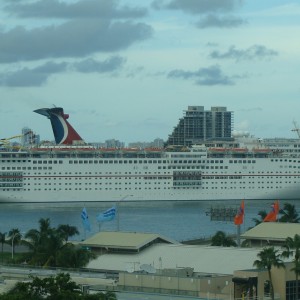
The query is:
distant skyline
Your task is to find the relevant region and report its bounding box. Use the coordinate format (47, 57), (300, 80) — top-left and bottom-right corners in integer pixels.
(1, 0), (300, 144)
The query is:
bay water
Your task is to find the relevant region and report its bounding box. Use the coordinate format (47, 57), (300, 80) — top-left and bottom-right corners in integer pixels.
(1, 199), (297, 242)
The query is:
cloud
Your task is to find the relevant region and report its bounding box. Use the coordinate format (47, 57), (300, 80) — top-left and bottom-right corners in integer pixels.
(0, 20), (152, 63)
(196, 14), (246, 28)
(153, 0), (241, 14)
(73, 56), (126, 73)
(209, 45), (278, 61)
(0, 62), (68, 87)
(167, 65), (234, 85)
(152, 0), (246, 29)
(0, 56), (126, 86)
(5, 0), (148, 19)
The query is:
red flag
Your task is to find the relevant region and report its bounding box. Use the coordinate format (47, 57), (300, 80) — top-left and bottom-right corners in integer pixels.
(263, 200), (280, 222)
(234, 200), (245, 225)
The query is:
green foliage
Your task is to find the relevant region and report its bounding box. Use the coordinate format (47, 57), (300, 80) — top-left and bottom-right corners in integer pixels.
(253, 246), (285, 300)
(0, 273), (117, 300)
(282, 234), (300, 299)
(21, 218), (94, 268)
(252, 210), (267, 226)
(279, 203), (300, 223)
(0, 232), (6, 264)
(57, 224), (79, 242)
(211, 231), (237, 247)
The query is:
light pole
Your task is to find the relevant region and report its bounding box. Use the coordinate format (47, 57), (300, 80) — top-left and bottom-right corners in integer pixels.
(11, 232), (21, 260)
(117, 194), (133, 231)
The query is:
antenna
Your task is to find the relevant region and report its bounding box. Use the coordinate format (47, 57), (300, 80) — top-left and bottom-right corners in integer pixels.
(125, 264), (135, 273)
(140, 264), (156, 274)
(292, 120), (300, 138)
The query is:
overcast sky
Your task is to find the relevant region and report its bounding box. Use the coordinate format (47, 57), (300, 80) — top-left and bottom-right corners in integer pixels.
(1, 0), (300, 144)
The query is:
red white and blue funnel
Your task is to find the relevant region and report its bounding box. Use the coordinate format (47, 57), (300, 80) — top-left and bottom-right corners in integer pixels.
(34, 107), (84, 145)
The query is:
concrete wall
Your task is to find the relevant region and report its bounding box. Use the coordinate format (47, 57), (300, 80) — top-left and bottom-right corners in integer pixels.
(118, 272), (233, 298)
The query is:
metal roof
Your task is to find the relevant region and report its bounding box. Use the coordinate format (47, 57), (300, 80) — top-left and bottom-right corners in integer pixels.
(86, 244), (265, 275)
(241, 222), (300, 241)
(80, 231), (177, 251)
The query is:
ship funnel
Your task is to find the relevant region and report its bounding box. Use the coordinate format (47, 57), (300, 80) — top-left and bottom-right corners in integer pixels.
(34, 107), (84, 145)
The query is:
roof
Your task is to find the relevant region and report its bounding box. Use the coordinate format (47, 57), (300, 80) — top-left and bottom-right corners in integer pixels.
(80, 231), (176, 251)
(86, 243), (265, 275)
(241, 222), (300, 241)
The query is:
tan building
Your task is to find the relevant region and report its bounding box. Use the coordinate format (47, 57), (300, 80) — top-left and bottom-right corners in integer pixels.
(82, 229), (299, 299)
(241, 222), (300, 247)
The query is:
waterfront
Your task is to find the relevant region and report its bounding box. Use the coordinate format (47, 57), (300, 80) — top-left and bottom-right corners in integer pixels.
(0, 199), (297, 242)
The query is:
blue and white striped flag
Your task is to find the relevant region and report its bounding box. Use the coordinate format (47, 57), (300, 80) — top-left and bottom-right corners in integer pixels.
(97, 206), (116, 222)
(81, 207), (91, 231)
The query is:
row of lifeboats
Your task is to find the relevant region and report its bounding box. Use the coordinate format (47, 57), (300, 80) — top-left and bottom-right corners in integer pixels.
(27, 147), (163, 153)
(209, 147), (272, 154)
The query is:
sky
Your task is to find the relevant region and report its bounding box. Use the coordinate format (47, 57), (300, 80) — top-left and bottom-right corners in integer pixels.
(0, 0), (300, 144)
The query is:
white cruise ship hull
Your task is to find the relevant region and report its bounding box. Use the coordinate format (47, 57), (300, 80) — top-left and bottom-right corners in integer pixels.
(1, 149), (300, 203)
(1, 106), (300, 203)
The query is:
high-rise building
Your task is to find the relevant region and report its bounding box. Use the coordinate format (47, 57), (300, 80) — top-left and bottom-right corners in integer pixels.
(21, 127), (40, 145)
(165, 106), (233, 147)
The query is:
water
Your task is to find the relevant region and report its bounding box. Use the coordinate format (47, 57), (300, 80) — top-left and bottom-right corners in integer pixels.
(0, 200), (298, 242)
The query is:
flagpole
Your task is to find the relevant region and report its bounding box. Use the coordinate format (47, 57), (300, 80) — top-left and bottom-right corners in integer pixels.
(237, 225), (241, 247)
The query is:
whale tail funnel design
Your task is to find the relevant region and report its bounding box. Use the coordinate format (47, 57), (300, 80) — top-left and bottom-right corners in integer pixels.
(34, 107), (84, 145)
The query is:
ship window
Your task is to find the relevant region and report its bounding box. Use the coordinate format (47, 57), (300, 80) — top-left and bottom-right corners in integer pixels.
(69, 161), (73, 164)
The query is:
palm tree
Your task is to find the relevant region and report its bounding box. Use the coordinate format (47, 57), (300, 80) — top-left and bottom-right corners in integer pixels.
(282, 234), (300, 299)
(0, 232), (6, 264)
(211, 231), (237, 247)
(279, 203), (300, 223)
(252, 210), (267, 226)
(24, 218), (92, 268)
(57, 224), (79, 242)
(7, 228), (22, 259)
(24, 218), (64, 267)
(253, 246), (285, 300)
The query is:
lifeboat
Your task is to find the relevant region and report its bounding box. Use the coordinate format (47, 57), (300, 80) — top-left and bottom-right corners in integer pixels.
(209, 148), (227, 152)
(121, 148), (139, 152)
(230, 148), (248, 153)
(144, 147), (162, 152)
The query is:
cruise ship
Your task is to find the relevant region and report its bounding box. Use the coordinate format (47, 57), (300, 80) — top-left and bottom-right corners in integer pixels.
(1, 107), (300, 203)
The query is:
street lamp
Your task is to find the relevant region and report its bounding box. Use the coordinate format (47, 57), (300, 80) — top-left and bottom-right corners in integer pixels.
(117, 194), (133, 231)
(11, 232), (21, 260)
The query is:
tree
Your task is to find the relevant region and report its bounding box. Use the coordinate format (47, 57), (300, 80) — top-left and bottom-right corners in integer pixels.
(252, 210), (267, 226)
(56, 243), (95, 268)
(282, 234), (300, 299)
(23, 218), (64, 267)
(279, 203), (300, 223)
(253, 246), (285, 300)
(7, 228), (22, 259)
(0, 232), (6, 263)
(211, 231), (237, 247)
(57, 224), (79, 242)
(23, 218), (93, 268)
(0, 273), (117, 300)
